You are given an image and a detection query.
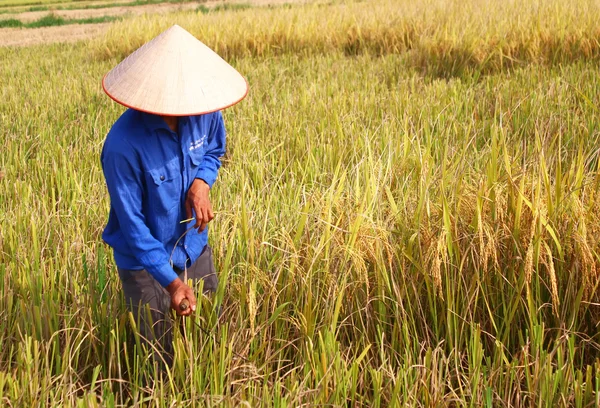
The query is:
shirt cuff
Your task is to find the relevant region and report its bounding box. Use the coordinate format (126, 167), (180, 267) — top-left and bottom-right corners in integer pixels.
(195, 170), (216, 188)
(155, 264), (179, 288)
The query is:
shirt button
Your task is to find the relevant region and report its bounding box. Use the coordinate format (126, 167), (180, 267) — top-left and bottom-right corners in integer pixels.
(184, 245), (188, 249)
(160, 175), (165, 181)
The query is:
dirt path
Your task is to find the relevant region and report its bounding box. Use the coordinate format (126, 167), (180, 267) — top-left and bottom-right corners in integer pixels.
(0, 1), (202, 22)
(0, 0), (316, 47)
(0, 0), (136, 15)
(0, 21), (110, 46)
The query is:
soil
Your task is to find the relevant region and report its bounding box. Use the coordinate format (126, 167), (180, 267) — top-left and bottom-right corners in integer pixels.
(0, 21), (110, 46)
(0, 1), (202, 22)
(0, 0), (137, 15)
(0, 0), (316, 47)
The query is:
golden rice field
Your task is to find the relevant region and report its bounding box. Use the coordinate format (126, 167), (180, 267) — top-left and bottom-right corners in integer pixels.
(2, 0), (600, 406)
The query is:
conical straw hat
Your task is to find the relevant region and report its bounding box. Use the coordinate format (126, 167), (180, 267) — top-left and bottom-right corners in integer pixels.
(102, 25), (248, 116)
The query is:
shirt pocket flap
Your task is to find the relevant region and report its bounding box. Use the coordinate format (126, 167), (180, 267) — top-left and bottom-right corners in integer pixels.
(189, 148), (204, 166)
(148, 160), (179, 186)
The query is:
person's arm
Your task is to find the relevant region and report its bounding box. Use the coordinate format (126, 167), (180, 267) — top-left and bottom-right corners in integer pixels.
(102, 145), (196, 315)
(196, 111), (226, 188)
(186, 112), (226, 231)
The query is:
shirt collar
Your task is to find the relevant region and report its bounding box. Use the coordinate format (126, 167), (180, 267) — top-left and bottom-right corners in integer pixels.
(138, 110), (179, 134)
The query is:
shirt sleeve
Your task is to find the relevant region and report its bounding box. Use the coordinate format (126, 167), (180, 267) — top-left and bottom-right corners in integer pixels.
(102, 144), (179, 288)
(195, 111), (226, 188)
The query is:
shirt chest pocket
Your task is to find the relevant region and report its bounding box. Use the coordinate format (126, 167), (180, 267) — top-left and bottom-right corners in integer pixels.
(189, 145), (205, 169)
(146, 159), (182, 214)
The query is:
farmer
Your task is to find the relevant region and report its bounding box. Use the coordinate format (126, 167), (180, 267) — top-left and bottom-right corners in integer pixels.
(99, 25), (248, 364)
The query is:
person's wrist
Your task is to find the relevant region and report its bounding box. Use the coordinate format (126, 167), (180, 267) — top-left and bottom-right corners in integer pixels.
(194, 178), (210, 189)
(165, 278), (183, 295)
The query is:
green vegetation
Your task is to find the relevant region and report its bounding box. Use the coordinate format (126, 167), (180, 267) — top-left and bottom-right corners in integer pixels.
(0, 0), (247, 17)
(2, 0), (600, 406)
(0, 0), (107, 14)
(0, 0), (84, 9)
(197, 2), (252, 14)
(0, 16), (19, 25)
(0, 0), (207, 14)
(0, 13), (120, 27)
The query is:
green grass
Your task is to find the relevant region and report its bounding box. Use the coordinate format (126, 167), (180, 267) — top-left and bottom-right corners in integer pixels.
(0, 12), (120, 27)
(0, 0), (208, 14)
(43, 0), (204, 11)
(0, 0), (230, 17)
(0, 0), (113, 13)
(0, 0), (85, 9)
(0, 16), (19, 25)
(197, 3), (252, 14)
(2, 0), (600, 406)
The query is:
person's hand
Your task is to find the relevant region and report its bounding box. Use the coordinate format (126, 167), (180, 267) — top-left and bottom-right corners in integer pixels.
(186, 178), (214, 232)
(166, 278), (197, 316)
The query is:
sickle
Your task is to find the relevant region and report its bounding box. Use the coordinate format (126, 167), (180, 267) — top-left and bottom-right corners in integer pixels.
(180, 298), (190, 311)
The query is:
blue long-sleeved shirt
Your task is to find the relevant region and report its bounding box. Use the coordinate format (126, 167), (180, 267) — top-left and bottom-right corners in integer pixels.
(101, 109), (225, 287)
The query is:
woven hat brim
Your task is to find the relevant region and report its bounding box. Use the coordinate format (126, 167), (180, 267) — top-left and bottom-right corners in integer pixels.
(102, 25), (249, 116)
(102, 73), (249, 117)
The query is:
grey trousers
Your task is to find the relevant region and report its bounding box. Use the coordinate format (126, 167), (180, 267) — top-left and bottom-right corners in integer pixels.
(118, 245), (218, 365)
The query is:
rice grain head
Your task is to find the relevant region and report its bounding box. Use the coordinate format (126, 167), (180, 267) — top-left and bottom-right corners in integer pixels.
(544, 242), (560, 317)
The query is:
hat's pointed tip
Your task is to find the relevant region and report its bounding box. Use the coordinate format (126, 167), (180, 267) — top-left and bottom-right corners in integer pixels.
(162, 24), (195, 41)
(169, 24), (188, 34)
